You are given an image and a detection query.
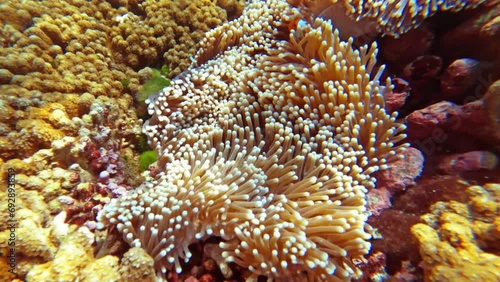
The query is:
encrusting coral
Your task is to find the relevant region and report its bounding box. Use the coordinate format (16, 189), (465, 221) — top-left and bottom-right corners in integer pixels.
(411, 183), (500, 282)
(97, 0), (407, 281)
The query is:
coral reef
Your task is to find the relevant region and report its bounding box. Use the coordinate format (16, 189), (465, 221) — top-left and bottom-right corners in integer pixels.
(0, 0), (497, 281)
(0, 189), (54, 278)
(411, 183), (500, 282)
(0, 0), (246, 280)
(107, 0), (245, 76)
(25, 223), (120, 282)
(97, 0), (407, 281)
(118, 247), (156, 282)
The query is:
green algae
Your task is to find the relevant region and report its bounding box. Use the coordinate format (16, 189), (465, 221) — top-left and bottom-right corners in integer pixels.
(139, 150), (157, 172)
(136, 67), (170, 102)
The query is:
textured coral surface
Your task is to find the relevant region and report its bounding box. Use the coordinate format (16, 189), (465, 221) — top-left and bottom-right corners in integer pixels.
(412, 183), (500, 282)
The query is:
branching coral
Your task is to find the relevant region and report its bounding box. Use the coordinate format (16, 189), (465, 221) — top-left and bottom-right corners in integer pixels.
(97, 0), (406, 281)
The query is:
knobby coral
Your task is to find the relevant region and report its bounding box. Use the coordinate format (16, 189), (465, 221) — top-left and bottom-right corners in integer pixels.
(97, 0), (406, 281)
(411, 183), (500, 281)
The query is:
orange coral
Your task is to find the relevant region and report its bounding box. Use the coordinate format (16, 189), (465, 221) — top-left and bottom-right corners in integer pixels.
(412, 183), (500, 282)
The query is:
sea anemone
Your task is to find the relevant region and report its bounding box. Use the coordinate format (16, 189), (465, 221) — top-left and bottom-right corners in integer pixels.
(97, 0), (407, 281)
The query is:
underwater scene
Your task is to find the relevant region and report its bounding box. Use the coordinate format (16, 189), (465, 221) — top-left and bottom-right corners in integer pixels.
(0, 0), (499, 281)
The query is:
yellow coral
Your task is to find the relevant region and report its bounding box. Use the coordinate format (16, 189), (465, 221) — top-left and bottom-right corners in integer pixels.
(25, 227), (120, 281)
(118, 248), (156, 282)
(412, 183), (500, 282)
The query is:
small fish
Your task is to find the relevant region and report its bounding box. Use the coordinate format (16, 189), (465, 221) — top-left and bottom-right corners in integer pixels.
(288, 18), (307, 31)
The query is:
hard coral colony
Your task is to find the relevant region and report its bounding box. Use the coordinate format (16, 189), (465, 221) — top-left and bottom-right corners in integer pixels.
(97, 0), (407, 281)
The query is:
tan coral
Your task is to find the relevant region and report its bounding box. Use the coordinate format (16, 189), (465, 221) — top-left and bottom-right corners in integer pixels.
(411, 183), (500, 282)
(98, 0), (406, 281)
(0, 189), (54, 278)
(107, 0), (245, 76)
(118, 247), (156, 282)
(0, 1), (242, 97)
(25, 225), (120, 282)
(1, 0), (244, 166)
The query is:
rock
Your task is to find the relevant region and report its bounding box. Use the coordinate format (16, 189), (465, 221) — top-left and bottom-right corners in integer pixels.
(369, 210), (422, 274)
(400, 55), (443, 108)
(392, 176), (471, 215)
(386, 78), (410, 114)
(380, 23), (434, 72)
(185, 276), (201, 282)
(199, 274), (215, 282)
(440, 58), (481, 102)
(438, 1), (500, 63)
(483, 79), (500, 144)
(401, 55), (442, 82)
(353, 252), (388, 282)
(437, 150), (498, 174)
(374, 147), (425, 195)
(405, 101), (486, 139)
(366, 188), (392, 217)
(407, 80), (500, 152)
